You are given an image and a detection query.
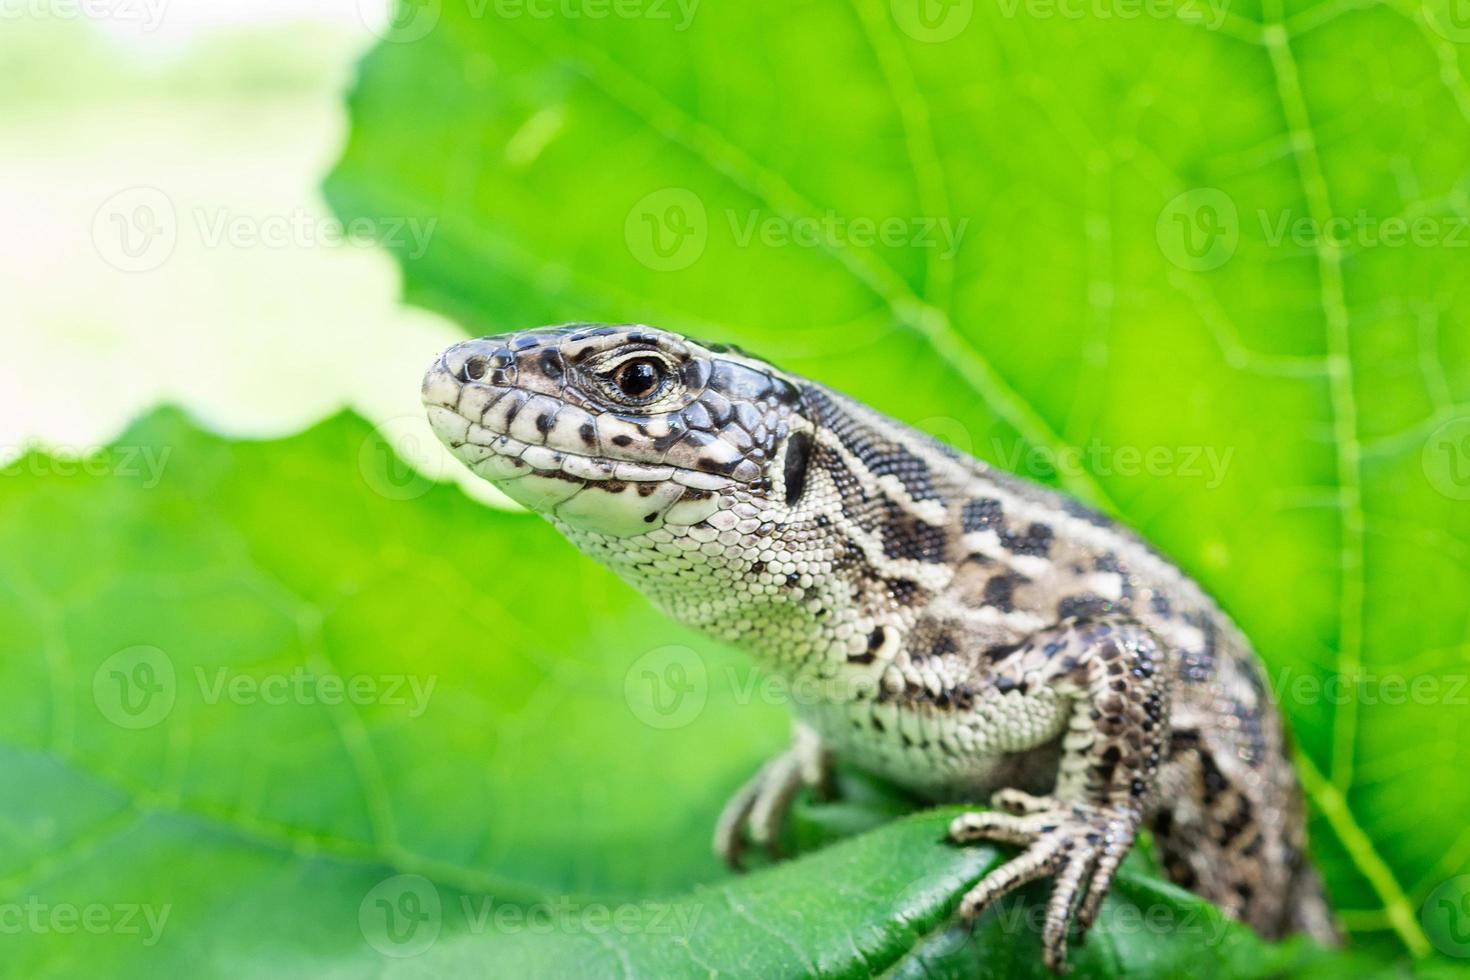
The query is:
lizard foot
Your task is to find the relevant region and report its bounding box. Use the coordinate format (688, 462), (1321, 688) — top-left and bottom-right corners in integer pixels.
(948, 795), (1140, 973)
(714, 726), (831, 870)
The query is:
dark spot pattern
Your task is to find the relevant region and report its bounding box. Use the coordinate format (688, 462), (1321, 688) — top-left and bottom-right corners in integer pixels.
(536, 349), (564, 381)
(999, 521), (1054, 557)
(884, 578), (920, 604)
(881, 504), (947, 564)
(1058, 593), (1113, 620)
(783, 430), (812, 506)
(961, 497), (1004, 532)
(803, 386), (940, 502)
(983, 572), (1028, 612)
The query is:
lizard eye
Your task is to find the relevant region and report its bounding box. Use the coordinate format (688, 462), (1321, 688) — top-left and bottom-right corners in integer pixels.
(610, 357), (667, 402)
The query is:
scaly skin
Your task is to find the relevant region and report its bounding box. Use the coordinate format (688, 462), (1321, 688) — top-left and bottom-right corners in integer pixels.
(422, 323), (1337, 971)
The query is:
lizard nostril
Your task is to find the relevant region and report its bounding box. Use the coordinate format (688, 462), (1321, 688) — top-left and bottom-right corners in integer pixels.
(461, 355), (490, 383)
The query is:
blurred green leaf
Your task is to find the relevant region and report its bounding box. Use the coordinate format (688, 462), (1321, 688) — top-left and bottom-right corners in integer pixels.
(326, 0), (1470, 967)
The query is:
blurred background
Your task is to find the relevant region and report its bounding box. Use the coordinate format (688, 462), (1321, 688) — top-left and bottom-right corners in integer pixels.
(2, 0), (470, 485)
(3, 0), (1469, 976)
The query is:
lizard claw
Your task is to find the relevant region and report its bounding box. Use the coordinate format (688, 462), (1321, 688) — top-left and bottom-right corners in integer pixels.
(714, 727), (831, 870)
(948, 799), (1139, 974)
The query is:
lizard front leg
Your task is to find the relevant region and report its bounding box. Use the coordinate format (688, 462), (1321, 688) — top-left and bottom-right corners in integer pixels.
(715, 721), (833, 869)
(948, 616), (1170, 973)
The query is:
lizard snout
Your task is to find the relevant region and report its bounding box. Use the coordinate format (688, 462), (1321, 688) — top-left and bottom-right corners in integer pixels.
(431, 338), (519, 393)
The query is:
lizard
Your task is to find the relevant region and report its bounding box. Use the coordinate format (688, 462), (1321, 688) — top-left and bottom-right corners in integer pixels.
(421, 322), (1338, 971)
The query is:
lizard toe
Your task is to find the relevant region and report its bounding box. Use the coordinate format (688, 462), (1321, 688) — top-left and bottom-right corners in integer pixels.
(948, 809), (1048, 846)
(714, 729), (830, 868)
(951, 801), (1142, 973)
(992, 788), (1055, 816)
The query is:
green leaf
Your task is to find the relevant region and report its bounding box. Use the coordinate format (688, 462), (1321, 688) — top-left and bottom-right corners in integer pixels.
(360, 808), (1344, 980)
(0, 414), (1352, 963)
(0, 410), (777, 972)
(326, 0), (1470, 966)
(1, 413), (1376, 977)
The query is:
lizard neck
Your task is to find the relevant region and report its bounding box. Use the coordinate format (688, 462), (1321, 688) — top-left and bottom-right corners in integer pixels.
(546, 379), (998, 679)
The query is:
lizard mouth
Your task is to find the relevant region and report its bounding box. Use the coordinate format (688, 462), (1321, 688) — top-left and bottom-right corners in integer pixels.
(423, 356), (735, 534)
(424, 403), (734, 494)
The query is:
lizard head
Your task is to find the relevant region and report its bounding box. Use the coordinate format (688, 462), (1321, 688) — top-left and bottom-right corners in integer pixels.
(422, 323), (812, 538)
